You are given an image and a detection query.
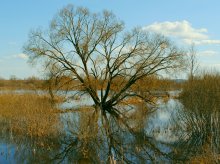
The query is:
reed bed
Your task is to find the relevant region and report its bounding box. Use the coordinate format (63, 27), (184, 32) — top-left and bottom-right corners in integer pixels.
(178, 72), (220, 162)
(0, 94), (61, 138)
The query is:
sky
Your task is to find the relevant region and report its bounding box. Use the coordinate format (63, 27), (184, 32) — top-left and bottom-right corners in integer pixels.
(0, 0), (220, 79)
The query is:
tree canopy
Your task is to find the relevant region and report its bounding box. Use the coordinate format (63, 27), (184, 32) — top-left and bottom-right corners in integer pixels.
(24, 5), (185, 114)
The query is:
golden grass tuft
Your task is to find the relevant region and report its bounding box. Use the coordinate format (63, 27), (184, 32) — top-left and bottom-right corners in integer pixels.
(0, 94), (61, 138)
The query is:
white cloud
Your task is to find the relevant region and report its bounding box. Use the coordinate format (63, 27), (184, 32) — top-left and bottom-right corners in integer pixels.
(195, 40), (220, 45)
(198, 50), (218, 57)
(143, 20), (208, 40)
(183, 39), (220, 45)
(0, 53), (29, 62)
(143, 20), (220, 45)
(14, 53), (29, 60)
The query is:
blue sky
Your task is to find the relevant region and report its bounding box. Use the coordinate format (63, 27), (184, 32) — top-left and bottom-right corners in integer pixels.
(0, 0), (220, 79)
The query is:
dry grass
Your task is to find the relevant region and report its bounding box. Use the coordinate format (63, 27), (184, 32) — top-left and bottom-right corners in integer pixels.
(179, 72), (220, 163)
(189, 144), (220, 163)
(0, 78), (45, 90)
(0, 94), (61, 138)
(180, 72), (220, 113)
(120, 97), (144, 105)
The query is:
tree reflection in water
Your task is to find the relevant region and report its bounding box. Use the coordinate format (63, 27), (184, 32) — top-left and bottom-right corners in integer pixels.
(55, 104), (172, 163)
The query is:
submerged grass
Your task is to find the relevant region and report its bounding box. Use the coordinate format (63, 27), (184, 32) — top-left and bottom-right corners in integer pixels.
(178, 72), (220, 162)
(0, 94), (61, 138)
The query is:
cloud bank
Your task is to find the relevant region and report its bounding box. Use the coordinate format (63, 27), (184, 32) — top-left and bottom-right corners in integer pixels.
(143, 20), (220, 45)
(14, 53), (29, 60)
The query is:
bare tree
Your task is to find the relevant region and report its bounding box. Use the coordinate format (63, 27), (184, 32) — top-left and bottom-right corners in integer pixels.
(188, 44), (199, 80)
(24, 5), (185, 115)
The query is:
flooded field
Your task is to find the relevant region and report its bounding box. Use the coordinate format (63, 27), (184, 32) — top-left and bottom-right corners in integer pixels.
(0, 90), (219, 163)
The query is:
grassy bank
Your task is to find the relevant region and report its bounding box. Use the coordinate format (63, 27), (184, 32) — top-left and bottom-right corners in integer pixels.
(0, 78), (45, 90)
(0, 75), (183, 91)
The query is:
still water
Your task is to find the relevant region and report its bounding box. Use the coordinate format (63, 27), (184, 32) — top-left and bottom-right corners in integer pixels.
(0, 90), (219, 163)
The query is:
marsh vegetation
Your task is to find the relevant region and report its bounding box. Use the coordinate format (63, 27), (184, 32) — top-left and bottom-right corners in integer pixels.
(1, 73), (220, 163)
